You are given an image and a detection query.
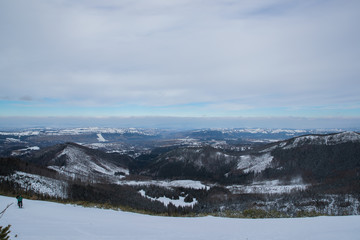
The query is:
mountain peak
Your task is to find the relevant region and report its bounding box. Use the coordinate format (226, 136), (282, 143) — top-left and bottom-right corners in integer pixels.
(281, 131), (360, 149)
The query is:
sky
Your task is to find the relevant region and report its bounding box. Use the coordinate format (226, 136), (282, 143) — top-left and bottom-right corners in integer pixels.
(0, 0), (360, 128)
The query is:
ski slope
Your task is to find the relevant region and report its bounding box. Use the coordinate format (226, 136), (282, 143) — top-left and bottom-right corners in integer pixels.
(0, 195), (359, 240)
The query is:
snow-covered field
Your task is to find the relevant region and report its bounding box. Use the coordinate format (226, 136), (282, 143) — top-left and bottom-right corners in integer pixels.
(227, 180), (308, 194)
(116, 179), (210, 190)
(1, 195), (359, 240)
(139, 190), (197, 207)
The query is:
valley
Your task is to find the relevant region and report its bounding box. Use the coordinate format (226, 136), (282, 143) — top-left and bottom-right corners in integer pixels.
(1, 127), (360, 217)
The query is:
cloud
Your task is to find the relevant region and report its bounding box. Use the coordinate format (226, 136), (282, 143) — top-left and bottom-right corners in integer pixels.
(19, 96), (33, 101)
(0, 0), (359, 117)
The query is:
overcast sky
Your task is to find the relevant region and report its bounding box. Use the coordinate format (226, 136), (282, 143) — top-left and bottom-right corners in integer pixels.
(0, 0), (359, 128)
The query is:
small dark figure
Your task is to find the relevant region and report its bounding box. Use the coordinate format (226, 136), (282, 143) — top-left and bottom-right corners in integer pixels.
(16, 195), (23, 208)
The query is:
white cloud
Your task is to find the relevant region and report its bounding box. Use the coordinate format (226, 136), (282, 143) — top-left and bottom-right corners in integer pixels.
(0, 0), (359, 116)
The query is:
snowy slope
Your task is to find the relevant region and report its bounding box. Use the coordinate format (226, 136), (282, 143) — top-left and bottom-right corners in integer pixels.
(1, 195), (359, 240)
(236, 132), (360, 174)
(227, 180), (308, 194)
(48, 144), (129, 179)
(116, 179), (210, 190)
(0, 172), (67, 198)
(237, 153), (273, 173)
(282, 132), (360, 149)
(96, 133), (107, 142)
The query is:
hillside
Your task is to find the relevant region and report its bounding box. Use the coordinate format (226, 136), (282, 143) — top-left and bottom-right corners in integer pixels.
(23, 142), (132, 182)
(142, 132), (360, 191)
(1, 195), (359, 240)
(1, 131), (360, 216)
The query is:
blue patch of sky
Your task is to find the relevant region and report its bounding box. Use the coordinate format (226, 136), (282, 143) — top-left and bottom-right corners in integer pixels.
(1, 98), (360, 118)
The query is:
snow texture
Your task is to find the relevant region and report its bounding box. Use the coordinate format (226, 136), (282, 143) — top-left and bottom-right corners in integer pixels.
(139, 190), (197, 207)
(96, 133), (106, 142)
(116, 179), (210, 190)
(11, 146), (40, 156)
(1, 195), (359, 240)
(5, 138), (21, 143)
(237, 153), (273, 173)
(48, 145), (129, 178)
(283, 132), (360, 149)
(227, 180), (308, 194)
(0, 172), (67, 198)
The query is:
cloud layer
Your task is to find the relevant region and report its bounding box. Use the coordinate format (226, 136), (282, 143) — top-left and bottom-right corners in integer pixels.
(1, 0), (360, 118)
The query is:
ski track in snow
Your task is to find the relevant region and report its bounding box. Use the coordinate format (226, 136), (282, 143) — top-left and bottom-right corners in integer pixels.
(0, 195), (359, 240)
(96, 133), (106, 142)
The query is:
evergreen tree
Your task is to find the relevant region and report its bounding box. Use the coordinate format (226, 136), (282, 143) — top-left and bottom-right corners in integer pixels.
(0, 204), (13, 240)
(0, 225), (11, 240)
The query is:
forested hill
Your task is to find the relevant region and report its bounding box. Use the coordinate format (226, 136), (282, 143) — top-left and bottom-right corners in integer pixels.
(140, 132), (360, 191)
(1, 131), (359, 216)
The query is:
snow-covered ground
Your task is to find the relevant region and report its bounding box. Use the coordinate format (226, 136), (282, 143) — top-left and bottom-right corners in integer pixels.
(282, 131), (360, 149)
(48, 144), (129, 178)
(0, 172), (67, 199)
(11, 146), (40, 156)
(139, 190), (197, 207)
(0, 195), (359, 240)
(227, 180), (308, 194)
(237, 153), (273, 173)
(116, 179), (210, 190)
(96, 133), (107, 142)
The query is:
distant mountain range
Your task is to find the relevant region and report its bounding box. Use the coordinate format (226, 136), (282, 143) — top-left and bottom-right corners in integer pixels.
(1, 129), (360, 216)
(140, 132), (360, 190)
(0, 127), (348, 156)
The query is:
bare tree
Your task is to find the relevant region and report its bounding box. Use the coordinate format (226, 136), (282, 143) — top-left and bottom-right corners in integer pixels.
(0, 203), (13, 240)
(0, 203), (13, 219)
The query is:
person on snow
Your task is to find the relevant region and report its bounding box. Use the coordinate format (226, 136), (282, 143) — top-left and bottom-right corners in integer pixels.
(16, 195), (23, 208)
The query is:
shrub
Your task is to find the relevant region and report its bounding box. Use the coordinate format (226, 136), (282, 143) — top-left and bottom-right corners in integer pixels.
(0, 225), (11, 240)
(242, 208), (268, 218)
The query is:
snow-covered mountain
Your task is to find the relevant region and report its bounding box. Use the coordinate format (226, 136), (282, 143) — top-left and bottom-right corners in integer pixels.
(0, 127), (159, 137)
(245, 131), (360, 170)
(15, 131), (360, 187)
(49, 144), (129, 178)
(143, 132), (360, 193)
(25, 142), (132, 182)
(0, 127), (346, 145)
(184, 128), (346, 142)
(269, 131), (360, 150)
(1, 131), (360, 217)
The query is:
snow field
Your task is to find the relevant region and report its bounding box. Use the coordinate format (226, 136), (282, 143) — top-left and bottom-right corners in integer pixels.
(116, 179), (210, 190)
(96, 133), (106, 142)
(139, 190), (197, 207)
(227, 180), (308, 194)
(1, 195), (360, 240)
(237, 153), (274, 173)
